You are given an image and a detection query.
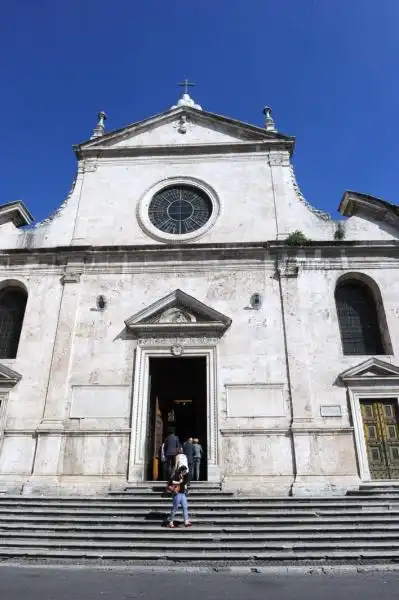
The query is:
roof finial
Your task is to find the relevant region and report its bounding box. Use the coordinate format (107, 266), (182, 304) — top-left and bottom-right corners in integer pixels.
(170, 79), (202, 111)
(263, 106), (277, 132)
(178, 79), (195, 95)
(91, 111), (107, 139)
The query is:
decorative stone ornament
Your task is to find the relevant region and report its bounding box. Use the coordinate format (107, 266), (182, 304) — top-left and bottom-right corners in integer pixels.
(170, 80), (202, 111)
(250, 293), (262, 310)
(96, 295), (106, 311)
(177, 115), (187, 134)
(90, 111), (107, 139)
(171, 344), (183, 357)
(276, 259), (299, 278)
(263, 105), (277, 132)
(158, 308), (195, 323)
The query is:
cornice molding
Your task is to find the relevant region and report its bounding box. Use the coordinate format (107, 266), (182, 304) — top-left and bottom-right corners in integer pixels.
(1, 241), (399, 271)
(77, 140), (293, 161)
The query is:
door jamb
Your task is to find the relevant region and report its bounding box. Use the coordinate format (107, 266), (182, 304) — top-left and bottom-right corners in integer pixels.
(349, 386), (399, 482)
(128, 340), (220, 483)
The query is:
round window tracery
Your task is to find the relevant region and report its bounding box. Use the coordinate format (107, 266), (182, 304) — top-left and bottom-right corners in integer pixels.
(148, 185), (213, 235)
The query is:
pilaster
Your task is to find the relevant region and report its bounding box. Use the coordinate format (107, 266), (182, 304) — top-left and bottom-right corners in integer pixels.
(277, 257), (314, 423)
(33, 266), (82, 476)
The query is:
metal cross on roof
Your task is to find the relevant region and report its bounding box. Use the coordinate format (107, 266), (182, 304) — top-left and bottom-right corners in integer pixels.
(177, 79), (196, 94)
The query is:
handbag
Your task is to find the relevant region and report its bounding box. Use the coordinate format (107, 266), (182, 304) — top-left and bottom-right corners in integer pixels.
(166, 482), (180, 495)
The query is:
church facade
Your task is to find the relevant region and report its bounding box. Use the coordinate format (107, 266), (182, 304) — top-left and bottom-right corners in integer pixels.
(1, 92), (399, 496)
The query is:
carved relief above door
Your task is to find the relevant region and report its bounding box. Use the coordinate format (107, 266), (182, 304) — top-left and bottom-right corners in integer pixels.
(360, 399), (399, 480)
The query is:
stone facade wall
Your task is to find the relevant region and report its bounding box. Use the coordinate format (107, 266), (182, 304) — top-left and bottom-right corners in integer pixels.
(2, 149), (397, 251)
(1, 107), (399, 495)
(0, 247), (398, 495)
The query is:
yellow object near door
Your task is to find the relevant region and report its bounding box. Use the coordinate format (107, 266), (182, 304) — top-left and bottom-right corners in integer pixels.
(153, 457), (159, 481)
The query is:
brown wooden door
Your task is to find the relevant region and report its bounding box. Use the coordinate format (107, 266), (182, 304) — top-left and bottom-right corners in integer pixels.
(360, 399), (399, 480)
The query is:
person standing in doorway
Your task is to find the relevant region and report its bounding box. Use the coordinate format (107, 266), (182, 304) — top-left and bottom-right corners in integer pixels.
(164, 429), (180, 478)
(167, 465), (192, 528)
(159, 438), (167, 481)
(192, 438), (203, 481)
(183, 437), (194, 481)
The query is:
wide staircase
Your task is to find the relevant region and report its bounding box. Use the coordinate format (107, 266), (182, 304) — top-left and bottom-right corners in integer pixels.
(0, 482), (398, 563)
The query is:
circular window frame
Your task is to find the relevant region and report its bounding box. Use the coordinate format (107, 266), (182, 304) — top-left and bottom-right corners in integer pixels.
(137, 177), (221, 243)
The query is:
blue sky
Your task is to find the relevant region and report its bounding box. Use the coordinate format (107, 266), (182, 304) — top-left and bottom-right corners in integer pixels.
(1, 0), (398, 223)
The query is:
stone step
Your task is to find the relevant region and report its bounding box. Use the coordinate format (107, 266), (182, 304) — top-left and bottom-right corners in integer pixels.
(348, 483), (399, 496)
(1, 510), (399, 522)
(0, 501), (398, 512)
(110, 493), (399, 502)
(1, 530), (399, 541)
(0, 547), (397, 561)
(0, 502), (399, 518)
(125, 481), (221, 486)
(0, 538), (398, 551)
(0, 492), (398, 563)
(4, 492), (399, 503)
(123, 484), (223, 492)
(348, 489), (399, 497)
(2, 522), (399, 532)
(1, 514), (398, 524)
(111, 491), (233, 497)
(1, 498), (398, 508)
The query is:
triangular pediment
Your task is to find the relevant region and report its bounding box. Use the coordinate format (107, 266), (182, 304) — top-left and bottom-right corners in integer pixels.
(0, 363), (22, 388)
(339, 358), (399, 383)
(338, 191), (399, 238)
(125, 289), (232, 338)
(76, 107), (293, 156)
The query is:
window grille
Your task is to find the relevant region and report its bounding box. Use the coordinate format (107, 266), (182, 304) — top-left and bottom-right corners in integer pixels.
(335, 281), (384, 355)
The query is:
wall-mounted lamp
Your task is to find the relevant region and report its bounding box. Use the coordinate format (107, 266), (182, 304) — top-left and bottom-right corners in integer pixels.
(96, 295), (107, 311)
(250, 293), (262, 310)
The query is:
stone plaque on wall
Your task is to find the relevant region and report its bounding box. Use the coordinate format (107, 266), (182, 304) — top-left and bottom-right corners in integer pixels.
(226, 384), (286, 418)
(320, 405), (342, 418)
(70, 386), (130, 419)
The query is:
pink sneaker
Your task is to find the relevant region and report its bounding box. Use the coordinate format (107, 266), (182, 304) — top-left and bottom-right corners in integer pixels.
(167, 522), (175, 528)
(184, 521), (192, 528)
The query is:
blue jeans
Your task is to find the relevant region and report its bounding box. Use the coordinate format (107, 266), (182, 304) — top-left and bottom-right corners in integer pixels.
(193, 458), (201, 481)
(169, 493), (189, 522)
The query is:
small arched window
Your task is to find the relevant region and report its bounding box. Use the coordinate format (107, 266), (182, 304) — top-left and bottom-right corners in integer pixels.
(335, 280), (385, 356)
(0, 287), (28, 359)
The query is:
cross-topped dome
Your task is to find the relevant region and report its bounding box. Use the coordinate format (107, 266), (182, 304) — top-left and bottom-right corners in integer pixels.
(170, 79), (202, 110)
(170, 92), (202, 111)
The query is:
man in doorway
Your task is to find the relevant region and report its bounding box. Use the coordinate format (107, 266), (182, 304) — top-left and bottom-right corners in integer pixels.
(164, 429), (180, 478)
(192, 438), (203, 481)
(183, 437), (194, 481)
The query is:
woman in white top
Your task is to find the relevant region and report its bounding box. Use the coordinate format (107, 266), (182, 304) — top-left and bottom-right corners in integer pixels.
(175, 448), (188, 470)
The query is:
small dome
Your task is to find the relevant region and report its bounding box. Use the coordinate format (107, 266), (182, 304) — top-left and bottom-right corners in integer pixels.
(170, 92), (202, 111)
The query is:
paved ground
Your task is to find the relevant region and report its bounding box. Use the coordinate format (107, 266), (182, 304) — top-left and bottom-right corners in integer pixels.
(0, 565), (398, 600)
